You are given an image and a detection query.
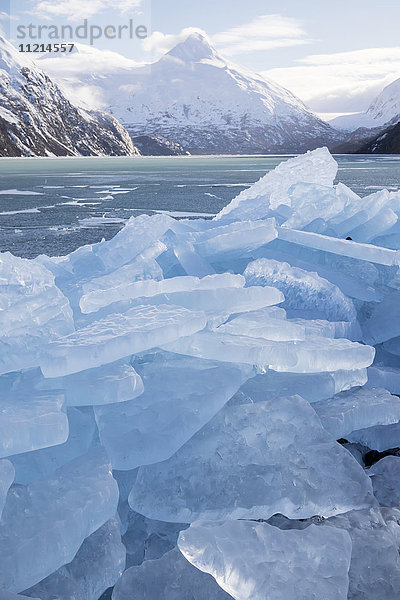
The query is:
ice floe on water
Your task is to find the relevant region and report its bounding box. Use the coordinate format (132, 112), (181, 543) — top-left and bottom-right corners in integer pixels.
(1, 147), (400, 599)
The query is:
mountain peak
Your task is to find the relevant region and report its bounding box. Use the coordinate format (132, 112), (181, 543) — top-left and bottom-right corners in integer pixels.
(167, 32), (217, 62)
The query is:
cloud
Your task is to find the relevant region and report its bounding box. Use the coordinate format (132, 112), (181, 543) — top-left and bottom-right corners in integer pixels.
(212, 14), (312, 55)
(263, 47), (400, 114)
(29, 0), (143, 21)
(142, 27), (208, 60)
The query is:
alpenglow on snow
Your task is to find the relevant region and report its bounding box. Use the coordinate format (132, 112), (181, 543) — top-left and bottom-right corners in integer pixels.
(1, 147), (400, 599)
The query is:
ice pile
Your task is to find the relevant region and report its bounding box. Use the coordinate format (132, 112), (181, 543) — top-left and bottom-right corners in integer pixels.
(1, 147), (400, 599)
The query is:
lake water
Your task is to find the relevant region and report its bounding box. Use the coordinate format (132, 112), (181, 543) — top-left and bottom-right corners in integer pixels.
(0, 154), (400, 258)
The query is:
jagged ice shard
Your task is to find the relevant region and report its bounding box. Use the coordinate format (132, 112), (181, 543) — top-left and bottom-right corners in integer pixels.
(1, 147), (400, 598)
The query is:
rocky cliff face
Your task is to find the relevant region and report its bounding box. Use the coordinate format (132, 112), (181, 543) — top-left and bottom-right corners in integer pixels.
(0, 36), (139, 157)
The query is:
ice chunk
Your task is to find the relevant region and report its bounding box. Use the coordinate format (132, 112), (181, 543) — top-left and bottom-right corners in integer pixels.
(0, 252), (74, 376)
(366, 366), (400, 395)
(94, 352), (252, 470)
(244, 258), (356, 321)
(163, 331), (374, 373)
(0, 391), (68, 459)
(178, 519), (351, 600)
(290, 317), (361, 340)
(348, 421), (400, 452)
(40, 304), (207, 377)
(363, 291), (400, 344)
(193, 219), (278, 259)
(313, 388), (400, 440)
(228, 369), (368, 406)
(112, 548), (232, 600)
(369, 456), (400, 507)
(277, 226), (400, 266)
(216, 147), (338, 222)
(327, 509), (400, 600)
(121, 508), (187, 568)
(0, 460), (14, 518)
(80, 273), (245, 314)
(0, 593), (40, 600)
(23, 518), (125, 600)
(11, 407), (97, 485)
(216, 308), (306, 341)
(38, 360), (144, 406)
(129, 396), (375, 523)
(0, 447), (118, 593)
(282, 182), (346, 231)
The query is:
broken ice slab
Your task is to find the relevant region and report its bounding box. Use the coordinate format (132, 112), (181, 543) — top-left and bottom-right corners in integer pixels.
(369, 457), (400, 507)
(192, 219), (278, 259)
(0, 391), (68, 459)
(228, 369), (367, 406)
(163, 331), (375, 373)
(22, 518), (125, 600)
(40, 304), (207, 377)
(366, 366), (400, 395)
(313, 387), (400, 440)
(0, 592), (40, 600)
(38, 359), (144, 407)
(348, 420), (400, 452)
(11, 407), (97, 485)
(0, 447), (118, 593)
(216, 308), (306, 341)
(277, 226), (400, 266)
(79, 273), (245, 314)
(129, 396), (375, 523)
(215, 147), (338, 223)
(94, 352), (253, 470)
(363, 291), (400, 344)
(244, 258), (356, 322)
(178, 519), (351, 600)
(0, 459), (14, 518)
(0, 252), (74, 376)
(112, 548), (233, 600)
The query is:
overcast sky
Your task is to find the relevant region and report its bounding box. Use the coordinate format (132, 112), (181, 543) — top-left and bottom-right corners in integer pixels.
(3, 0), (400, 118)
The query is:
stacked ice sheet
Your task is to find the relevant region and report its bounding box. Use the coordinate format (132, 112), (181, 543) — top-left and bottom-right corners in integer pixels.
(1, 147), (400, 599)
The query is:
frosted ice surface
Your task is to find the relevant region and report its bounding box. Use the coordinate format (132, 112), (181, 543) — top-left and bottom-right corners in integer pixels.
(244, 258), (356, 321)
(39, 359), (144, 406)
(0, 460), (14, 518)
(0, 252), (74, 375)
(363, 291), (400, 344)
(11, 407), (97, 485)
(129, 396), (375, 523)
(0, 448), (118, 593)
(290, 317), (361, 340)
(0, 391), (68, 459)
(164, 331), (374, 372)
(40, 304), (207, 377)
(178, 519), (351, 600)
(369, 457), (400, 507)
(23, 518), (125, 600)
(216, 147), (338, 222)
(95, 352), (252, 469)
(313, 387), (400, 440)
(112, 548), (233, 600)
(80, 273), (245, 313)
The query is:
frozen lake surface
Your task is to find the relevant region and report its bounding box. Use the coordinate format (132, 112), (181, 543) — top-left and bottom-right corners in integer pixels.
(0, 154), (400, 258)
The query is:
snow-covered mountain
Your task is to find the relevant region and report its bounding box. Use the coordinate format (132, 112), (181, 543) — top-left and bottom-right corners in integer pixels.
(38, 33), (341, 155)
(0, 36), (139, 157)
(111, 33), (341, 154)
(331, 77), (400, 132)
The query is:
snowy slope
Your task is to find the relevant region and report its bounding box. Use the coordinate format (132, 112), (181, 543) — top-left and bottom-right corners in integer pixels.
(0, 36), (139, 157)
(111, 33), (341, 154)
(37, 33), (342, 155)
(331, 77), (400, 132)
